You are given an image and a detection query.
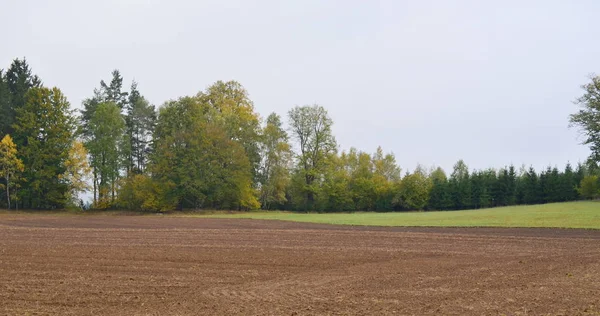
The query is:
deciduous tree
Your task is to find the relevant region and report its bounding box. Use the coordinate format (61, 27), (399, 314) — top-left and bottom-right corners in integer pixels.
(0, 135), (24, 209)
(288, 105), (337, 211)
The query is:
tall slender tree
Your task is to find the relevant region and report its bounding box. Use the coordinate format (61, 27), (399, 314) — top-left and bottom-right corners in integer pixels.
(125, 81), (156, 174)
(86, 102), (125, 207)
(0, 135), (24, 209)
(259, 113), (292, 209)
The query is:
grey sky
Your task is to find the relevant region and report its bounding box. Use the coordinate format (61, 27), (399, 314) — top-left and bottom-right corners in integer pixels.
(2, 0), (598, 173)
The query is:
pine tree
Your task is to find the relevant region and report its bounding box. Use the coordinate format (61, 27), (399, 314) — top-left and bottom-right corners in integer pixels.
(1, 58), (41, 136)
(0, 70), (11, 136)
(125, 81), (156, 174)
(560, 163), (578, 201)
(449, 160), (471, 210)
(522, 167), (541, 204)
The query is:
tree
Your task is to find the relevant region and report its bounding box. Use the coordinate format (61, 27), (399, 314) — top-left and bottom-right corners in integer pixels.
(151, 96), (259, 210)
(288, 105), (337, 211)
(449, 160), (471, 209)
(0, 70), (11, 136)
(570, 75), (600, 164)
(200, 81), (262, 184)
(13, 87), (76, 209)
(86, 102), (125, 207)
(522, 167), (541, 204)
(394, 165), (432, 210)
(578, 175), (600, 200)
(100, 70), (128, 109)
(560, 163), (579, 201)
(60, 141), (92, 207)
(428, 167), (452, 210)
(125, 81), (156, 174)
(372, 147), (401, 211)
(1, 58), (41, 136)
(0, 135), (24, 209)
(258, 113), (292, 209)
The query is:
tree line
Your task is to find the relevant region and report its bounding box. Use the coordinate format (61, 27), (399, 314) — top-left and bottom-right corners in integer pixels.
(1, 58), (599, 211)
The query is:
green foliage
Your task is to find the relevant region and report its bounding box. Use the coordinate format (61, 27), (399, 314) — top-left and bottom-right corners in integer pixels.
(13, 87), (76, 209)
(199, 81), (262, 184)
(86, 102), (126, 207)
(449, 160), (472, 209)
(1, 57), (594, 212)
(288, 105), (337, 211)
(394, 166), (432, 210)
(578, 175), (600, 199)
(125, 81), (156, 174)
(117, 174), (171, 212)
(570, 75), (600, 164)
(259, 113), (292, 209)
(0, 58), (41, 136)
(150, 95), (259, 210)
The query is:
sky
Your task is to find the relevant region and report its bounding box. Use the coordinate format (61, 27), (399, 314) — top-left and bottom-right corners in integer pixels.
(2, 0), (599, 173)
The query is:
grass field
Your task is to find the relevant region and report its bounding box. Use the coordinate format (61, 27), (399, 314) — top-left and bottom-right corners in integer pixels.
(194, 201), (600, 229)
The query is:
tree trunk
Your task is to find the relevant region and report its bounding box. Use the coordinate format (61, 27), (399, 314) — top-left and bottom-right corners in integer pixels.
(6, 174), (10, 210)
(93, 168), (97, 206)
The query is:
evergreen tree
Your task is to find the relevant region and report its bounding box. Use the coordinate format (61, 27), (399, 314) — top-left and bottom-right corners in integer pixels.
(522, 167), (541, 204)
(0, 70), (11, 136)
(560, 163), (578, 201)
(428, 167), (453, 210)
(13, 87), (76, 209)
(100, 70), (128, 109)
(125, 81), (156, 174)
(1, 58), (41, 136)
(449, 160), (471, 210)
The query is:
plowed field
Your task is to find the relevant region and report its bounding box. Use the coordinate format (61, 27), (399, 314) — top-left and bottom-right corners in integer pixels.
(1, 214), (599, 315)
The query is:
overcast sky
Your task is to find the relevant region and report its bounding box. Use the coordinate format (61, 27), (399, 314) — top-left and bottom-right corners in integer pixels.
(2, 0), (598, 173)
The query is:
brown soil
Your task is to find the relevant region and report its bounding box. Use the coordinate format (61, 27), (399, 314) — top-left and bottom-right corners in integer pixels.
(0, 214), (599, 315)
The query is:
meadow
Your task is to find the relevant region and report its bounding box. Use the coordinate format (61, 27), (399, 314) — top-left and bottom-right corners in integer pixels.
(194, 201), (600, 229)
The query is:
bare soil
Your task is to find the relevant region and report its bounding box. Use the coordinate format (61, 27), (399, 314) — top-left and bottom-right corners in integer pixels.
(0, 214), (599, 315)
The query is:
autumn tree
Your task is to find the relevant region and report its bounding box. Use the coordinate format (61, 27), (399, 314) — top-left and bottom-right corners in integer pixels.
(0, 135), (24, 209)
(61, 141), (92, 207)
(199, 81), (262, 184)
(372, 147), (401, 211)
(150, 96), (259, 210)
